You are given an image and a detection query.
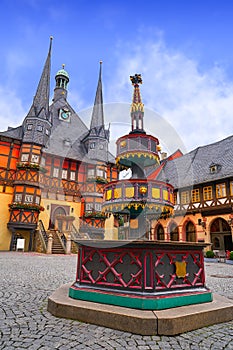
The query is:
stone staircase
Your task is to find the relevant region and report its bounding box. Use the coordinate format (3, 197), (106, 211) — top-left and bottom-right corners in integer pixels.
(50, 230), (66, 254)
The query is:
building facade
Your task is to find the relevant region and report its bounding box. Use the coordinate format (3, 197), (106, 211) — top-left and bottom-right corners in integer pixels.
(0, 38), (117, 252)
(150, 137), (233, 252)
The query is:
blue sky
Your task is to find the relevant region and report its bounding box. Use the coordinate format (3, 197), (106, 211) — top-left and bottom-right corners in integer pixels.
(1, 0), (233, 154)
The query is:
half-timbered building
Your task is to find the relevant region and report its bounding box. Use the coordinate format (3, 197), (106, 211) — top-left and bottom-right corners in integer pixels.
(0, 38), (117, 252)
(150, 137), (233, 252)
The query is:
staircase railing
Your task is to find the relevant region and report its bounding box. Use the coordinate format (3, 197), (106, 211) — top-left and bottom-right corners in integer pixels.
(38, 220), (48, 252)
(60, 232), (67, 248)
(71, 223), (91, 240)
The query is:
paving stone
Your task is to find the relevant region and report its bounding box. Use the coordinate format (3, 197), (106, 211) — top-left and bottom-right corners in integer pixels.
(1, 253), (233, 349)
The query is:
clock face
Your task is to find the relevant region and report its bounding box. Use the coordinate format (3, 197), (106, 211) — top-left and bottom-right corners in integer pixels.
(59, 108), (70, 122)
(61, 111), (69, 119)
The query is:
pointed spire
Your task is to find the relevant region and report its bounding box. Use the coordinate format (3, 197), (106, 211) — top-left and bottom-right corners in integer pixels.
(130, 74), (145, 134)
(90, 61), (104, 129)
(26, 36), (52, 120)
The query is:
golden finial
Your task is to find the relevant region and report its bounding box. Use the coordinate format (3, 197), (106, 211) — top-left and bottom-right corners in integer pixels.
(62, 64), (65, 69)
(130, 74), (142, 85)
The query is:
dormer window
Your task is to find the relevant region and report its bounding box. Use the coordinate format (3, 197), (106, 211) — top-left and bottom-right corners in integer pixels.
(37, 125), (43, 132)
(209, 163), (221, 174)
(63, 138), (71, 147)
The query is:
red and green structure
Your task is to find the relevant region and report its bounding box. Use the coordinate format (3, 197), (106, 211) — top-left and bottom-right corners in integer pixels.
(69, 240), (212, 310)
(69, 74), (212, 311)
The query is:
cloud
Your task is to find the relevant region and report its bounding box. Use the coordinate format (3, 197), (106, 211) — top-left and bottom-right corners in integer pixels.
(106, 33), (233, 153)
(0, 87), (26, 131)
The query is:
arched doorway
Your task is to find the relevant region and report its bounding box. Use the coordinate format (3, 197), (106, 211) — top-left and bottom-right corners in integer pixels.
(186, 221), (196, 242)
(49, 205), (70, 231)
(210, 218), (233, 251)
(53, 207), (66, 232)
(169, 222), (179, 241)
(157, 224), (164, 240)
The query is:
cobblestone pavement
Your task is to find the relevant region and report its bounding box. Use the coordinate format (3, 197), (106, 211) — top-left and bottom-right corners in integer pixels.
(0, 252), (233, 350)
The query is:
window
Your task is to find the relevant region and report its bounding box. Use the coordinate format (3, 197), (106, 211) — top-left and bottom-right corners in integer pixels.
(90, 142), (95, 149)
(181, 191), (189, 204)
(96, 169), (103, 177)
(210, 163), (221, 174)
(35, 196), (40, 205)
(230, 182), (233, 196)
(15, 194), (22, 202)
(157, 225), (164, 240)
(25, 194), (33, 203)
(186, 222), (196, 242)
(21, 154), (29, 162)
(45, 129), (49, 135)
(191, 189), (200, 202)
(216, 183), (226, 198)
(62, 169), (67, 179)
(40, 157), (45, 166)
(95, 203), (102, 211)
(213, 237), (220, 248)
(70, 171), (76, 181)
(37, 125), (43, 132)
(210, 165), (217, 173)
(27, 124), (33, 130)
(31, 154), (39, 163)
(170, 223), (179, 241)
(97, 169), (106, 178)
(86, 203), (93, 211)
(53, 168), (59, 178)
(174, 192), (177, 205)
(203, 186), (213, 200)
(88, 168), (95, 178)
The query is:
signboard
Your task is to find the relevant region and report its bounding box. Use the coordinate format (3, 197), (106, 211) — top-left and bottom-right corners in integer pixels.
(16, 238), (25, 251)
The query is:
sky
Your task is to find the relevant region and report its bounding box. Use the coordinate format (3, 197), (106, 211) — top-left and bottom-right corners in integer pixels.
(1, 0), (233, 155)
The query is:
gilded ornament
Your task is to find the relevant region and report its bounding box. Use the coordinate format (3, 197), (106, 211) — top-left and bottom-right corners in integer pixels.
(175, 261), (187, 278)
(139, 186), (147, 194)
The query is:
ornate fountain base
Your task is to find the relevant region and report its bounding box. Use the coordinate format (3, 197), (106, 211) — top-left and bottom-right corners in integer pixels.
(47, 240), (233, 335)
(69, 240), (212, 310)
(48, 240), (233, 335)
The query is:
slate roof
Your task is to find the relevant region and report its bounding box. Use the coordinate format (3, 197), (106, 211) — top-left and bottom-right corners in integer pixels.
(42, 99), (115, 164)
(26, 38), (52, 122)
(156, 135), (233, 189)
(0, 126), (23, 140)
(43, 100), (89, 161)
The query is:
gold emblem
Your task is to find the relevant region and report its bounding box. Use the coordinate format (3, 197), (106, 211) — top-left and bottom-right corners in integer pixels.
(175, 261), (187, 278)
(139, 186), (147, 194)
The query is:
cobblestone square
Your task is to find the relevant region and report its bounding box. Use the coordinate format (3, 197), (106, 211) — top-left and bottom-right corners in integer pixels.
(0, 252), (233, 350)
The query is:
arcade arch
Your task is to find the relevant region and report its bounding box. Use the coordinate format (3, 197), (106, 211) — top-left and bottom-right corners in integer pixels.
(210, 217), (233, 251)
(185, 221), (196, 242)
(169, 222), (179, 241)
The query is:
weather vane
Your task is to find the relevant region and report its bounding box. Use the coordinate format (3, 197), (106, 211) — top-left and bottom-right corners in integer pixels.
(130, 74), (142, 85)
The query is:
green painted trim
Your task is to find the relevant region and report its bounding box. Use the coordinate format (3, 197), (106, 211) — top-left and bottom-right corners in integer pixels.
(69, 287), (213, 310)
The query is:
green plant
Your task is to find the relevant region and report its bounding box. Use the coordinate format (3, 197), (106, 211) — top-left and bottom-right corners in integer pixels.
(9, 203), (44, 212)
(83, 211), (107, 219)
(205, 250), (215, 258)
(229, 251), (233, 260)
(16, 162), (47, 173)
